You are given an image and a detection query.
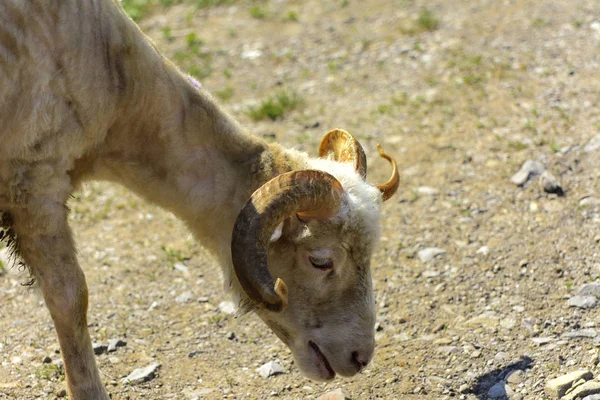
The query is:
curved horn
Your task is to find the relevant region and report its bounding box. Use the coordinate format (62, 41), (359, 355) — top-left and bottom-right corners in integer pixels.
(231, 170), (344, 312)
(318, 129), (367, 179)
(376, 144), (399, 201)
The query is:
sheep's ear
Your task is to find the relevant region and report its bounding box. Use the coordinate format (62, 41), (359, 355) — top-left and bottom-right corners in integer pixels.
(270, 222), (284, 242)
(269, 216), (303, 243)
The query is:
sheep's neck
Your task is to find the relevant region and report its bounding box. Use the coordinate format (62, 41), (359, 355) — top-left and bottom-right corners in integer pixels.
(68, 3), (304, 261)
(78, 73), (297, 254)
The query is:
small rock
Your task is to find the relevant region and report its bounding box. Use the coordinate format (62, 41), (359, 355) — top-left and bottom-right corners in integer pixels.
(437, 346), (459, 354)
(175, 291), (193, 303)
(545, 369), (593, 399)
(500, 318), (517, 329)
(476, 246), (490, 256)
(531, 337), (553, 345)
(257, 361), (285, 378)
(218, 301), (236, 315)
(470, 350), (482, 358)
(417, 248), (447, 263)
(584, 134), (600, 152)
(11, 356), (22, 365)
(539, 171), (564, 195)
(579, 283), (600, 298)
(197, 296), (209, 303)
(93, 343), (108, 355)
(42, 356), (52, 364)
(107, 339), (127, 353)
(568, 296), (598, 309)
(511, 160), (545, 186)
(417, 186), (439, 196)
(518, 259), (529, 267)
(188, 350), (204, 358)
(122, 363), (161, 384)
(583, 395), (600, 400)
(488, 381), (513, 398)
(317, 388), (347, 400)
(566, 379), (588, 395)
(563, 381), (600, 400)
(506, 369), (525, 384)
(226, 332), (236, 340)
(580, 197), (600, 207)
(173, 263), (188, 273)
(56, 389), (67, 398)
(241, 49), (262, 59)
(422, 270), (441, 278)
(494, 352), (507, 362)
(563, 329), (598, 339)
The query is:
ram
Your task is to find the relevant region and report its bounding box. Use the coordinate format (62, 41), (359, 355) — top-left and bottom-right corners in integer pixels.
(0, 0), (399, 398)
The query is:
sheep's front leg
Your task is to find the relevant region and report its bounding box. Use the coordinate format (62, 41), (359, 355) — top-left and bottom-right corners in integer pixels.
(13, 201), (108, 400)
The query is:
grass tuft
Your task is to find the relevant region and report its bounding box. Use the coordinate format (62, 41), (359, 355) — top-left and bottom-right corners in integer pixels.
(416, 7), (439, 32)
(248, 91), (304, 121)
(250, 5), (267, 19)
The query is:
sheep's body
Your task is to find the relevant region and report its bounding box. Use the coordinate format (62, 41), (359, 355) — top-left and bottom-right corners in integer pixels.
(0, 1), (397, 398)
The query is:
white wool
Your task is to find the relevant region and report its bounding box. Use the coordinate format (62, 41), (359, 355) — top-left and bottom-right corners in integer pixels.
(306, 157), (383, 239)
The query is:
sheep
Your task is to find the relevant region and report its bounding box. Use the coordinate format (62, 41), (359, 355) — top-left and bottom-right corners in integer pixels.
(0, 0), (400, 398)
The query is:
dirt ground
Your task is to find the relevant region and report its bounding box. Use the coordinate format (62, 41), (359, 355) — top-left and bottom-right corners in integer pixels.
(2, 0), (600, 399)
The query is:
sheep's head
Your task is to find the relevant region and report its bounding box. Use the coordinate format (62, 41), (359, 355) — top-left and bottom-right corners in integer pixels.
(231, 129), (399, 381)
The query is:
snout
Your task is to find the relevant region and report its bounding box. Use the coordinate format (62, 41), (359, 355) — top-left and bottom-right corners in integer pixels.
(333, 341), (375, 377)
(297, 338), (375, 381)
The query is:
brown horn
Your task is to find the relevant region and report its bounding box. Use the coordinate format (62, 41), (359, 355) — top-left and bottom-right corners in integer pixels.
(376, 144), (399, 201)
(231, 170), (344, 312)
(318, 129), (367, 179)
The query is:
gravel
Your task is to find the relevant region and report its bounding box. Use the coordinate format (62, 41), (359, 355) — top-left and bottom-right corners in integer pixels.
(2, 1), (600, 399)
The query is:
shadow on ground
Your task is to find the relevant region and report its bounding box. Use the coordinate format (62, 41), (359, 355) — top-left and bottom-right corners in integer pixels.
(469, 356), (534, 399)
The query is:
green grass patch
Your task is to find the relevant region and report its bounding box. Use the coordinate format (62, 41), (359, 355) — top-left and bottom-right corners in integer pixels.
(215, 86), (235, 101)
(121, 0), (241, 21)
(248, 90), (304, 121)
(196, 0), (239, 8)
(416, 8), (439, 32)
(250, 5), (267, 19)
(35, 363), (65, 381)
(121, 0), (181, 21)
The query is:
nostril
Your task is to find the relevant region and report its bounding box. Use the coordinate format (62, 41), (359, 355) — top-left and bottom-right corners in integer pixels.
(351, 351), (368, 371)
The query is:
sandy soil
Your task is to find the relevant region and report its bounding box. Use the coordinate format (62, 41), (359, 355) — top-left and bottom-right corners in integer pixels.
(2, 0), (600, 399)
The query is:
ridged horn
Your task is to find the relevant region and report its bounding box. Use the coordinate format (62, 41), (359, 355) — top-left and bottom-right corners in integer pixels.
(231, 170), (344, 312)
(376, 144), (399, 201)
(318, 129), (367, 179)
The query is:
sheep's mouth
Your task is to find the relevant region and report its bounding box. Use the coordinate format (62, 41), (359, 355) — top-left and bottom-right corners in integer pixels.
(308, 340), (335, 379)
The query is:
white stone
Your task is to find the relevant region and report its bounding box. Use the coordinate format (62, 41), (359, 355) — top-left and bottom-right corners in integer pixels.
(122, 363), (161, 384)
(257, 361), (285, 378)
(569, 296), (598, 309)
(218, 301), (236, 315)
(510, 160), (545, 186)
(418, 248), (447, 263)
(585, 134), (600, 152)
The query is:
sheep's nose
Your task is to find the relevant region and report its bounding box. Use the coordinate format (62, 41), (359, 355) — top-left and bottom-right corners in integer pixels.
(351, 350), (371, 372)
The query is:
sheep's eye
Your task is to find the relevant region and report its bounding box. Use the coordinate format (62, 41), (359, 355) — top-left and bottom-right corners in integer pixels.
(309, 256), (334, 270)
